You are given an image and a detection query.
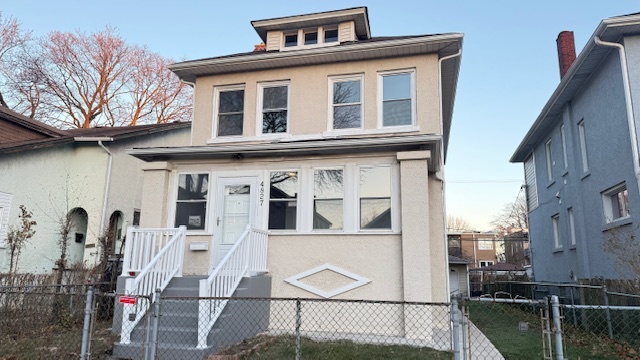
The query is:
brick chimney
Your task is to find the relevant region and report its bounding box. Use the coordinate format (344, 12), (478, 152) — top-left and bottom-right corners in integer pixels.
(556, 31), (576, 79)
(254, 42), (266, 52)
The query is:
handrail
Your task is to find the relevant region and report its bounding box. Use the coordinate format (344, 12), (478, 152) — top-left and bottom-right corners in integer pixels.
(197, 226), (268, 349)
(120, 225), (186, 345)
(122, 227), (184, 275)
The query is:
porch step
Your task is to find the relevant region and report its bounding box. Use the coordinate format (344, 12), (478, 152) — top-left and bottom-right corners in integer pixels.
(112, 274), (271, 360)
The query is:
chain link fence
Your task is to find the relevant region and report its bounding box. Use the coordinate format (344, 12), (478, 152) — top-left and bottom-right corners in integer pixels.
(0, 283), (117, 359)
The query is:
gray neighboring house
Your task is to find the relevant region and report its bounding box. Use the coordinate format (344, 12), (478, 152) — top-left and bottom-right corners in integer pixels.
(511, 13), (640, 283)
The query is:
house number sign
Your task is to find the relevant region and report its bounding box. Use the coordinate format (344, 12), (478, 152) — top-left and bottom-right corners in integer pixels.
(259, 181), (264, 206)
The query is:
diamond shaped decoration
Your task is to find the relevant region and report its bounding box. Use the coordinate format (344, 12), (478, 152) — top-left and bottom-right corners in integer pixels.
(284, 263), (371, 298)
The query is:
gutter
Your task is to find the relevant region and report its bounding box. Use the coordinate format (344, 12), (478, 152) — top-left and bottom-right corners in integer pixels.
(74, 136), (114, 260)
(593, 36), (640, 196)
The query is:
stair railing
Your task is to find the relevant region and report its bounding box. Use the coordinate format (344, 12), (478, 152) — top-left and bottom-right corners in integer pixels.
(197, 226), (269, 349)
(120, 225), (186, 345)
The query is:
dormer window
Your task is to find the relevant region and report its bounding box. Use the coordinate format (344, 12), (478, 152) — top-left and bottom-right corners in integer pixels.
(284, 33), (298, 48)
(324, 28), (339, 43)
(304, 30), (318, 45)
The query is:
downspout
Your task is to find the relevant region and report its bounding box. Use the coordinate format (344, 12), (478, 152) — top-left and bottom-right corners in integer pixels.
(438, 48), (462, 298)
(181, 80), (196, 146)
(594, 37), (640, 195)
(74, 136), (113, 264)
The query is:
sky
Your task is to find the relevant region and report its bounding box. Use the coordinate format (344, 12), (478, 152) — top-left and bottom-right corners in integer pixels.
(3, 1), (639, 231)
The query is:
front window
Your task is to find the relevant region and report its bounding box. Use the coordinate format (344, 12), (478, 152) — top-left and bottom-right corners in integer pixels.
(602, 183), (630, 223)
(268, 171), (298, 230)
(175, 173), (209, 230)
(331, 76), (363, 129)
(360, 166), (391, 229)
(578, 120), (589, 173)
(215, 87), (244, 137)
(560, 125), (568, 170)
(313, 169), (343, 230)
(259, 82), (289, 134)
(479, 261), (494, 268)
(545, 140), (553, 182)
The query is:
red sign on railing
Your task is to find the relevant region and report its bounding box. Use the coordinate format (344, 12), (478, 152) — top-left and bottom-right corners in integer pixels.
(119, 296), (136, 305)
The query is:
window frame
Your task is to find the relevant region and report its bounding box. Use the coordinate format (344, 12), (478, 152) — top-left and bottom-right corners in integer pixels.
(545, 139), (554, 182)
(377, 69), (417, 128)
(560, 124), (568, 171)
(602, 183), (630, 224)
(312, 167), (345, 232)
(478, 239), (494, 250)
(578, 120), (589, 173)
(256, 80), (291, 137)
(479, 260), (494, 268)
(552, 214), (562, 249)
(212, 84), (245, 139)
(568, 207), (576, 246)
(358, 165), (392, 231)
(281, 26), (341, 51)
(267, 170), (300, 231)
(173, 172), (211, 233)
(327, 74), (364, 131)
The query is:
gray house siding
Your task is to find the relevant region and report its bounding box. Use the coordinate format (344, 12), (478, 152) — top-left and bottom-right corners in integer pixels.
(528, 49), (640, 282)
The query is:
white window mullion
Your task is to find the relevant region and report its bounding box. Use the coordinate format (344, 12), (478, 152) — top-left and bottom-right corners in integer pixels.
(344, 164), (357, 232)
(300, 165), (313, 232)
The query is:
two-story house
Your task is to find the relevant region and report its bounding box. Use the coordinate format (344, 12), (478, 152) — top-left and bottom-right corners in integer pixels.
(511, 13), (640, 284)
(113, 7), (462, 356)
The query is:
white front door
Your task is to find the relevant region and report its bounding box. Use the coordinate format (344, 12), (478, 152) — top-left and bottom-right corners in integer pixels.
(449, 268), (460, 295)
(213, 177), (256, 267)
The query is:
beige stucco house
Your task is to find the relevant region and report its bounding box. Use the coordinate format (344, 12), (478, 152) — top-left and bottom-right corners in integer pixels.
(128, 6), (462, 303)
(111, 7), (463, 356)
(0, 106), (191, 274)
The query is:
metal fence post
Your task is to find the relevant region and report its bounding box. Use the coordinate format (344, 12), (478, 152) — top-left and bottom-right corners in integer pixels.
(602, 285), (613, 339)
(80, 285), (93, 360)
(550, 295), (564, 360)
(295, 298), (301, 360)
(451, 297), (461, 360)
(146, 289), (161, 360)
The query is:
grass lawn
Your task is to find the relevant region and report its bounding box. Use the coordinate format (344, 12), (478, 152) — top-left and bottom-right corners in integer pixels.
(0, 320), (117, 360)
(220, 335), (453, 359)
(467, 301), (631, 359)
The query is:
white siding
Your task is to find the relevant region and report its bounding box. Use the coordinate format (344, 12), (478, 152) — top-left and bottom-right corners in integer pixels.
(524, 154), (538, 210)
(266, 31), (281, 51)
(0, 192), (12, 247)
(339, 21), (355, 42)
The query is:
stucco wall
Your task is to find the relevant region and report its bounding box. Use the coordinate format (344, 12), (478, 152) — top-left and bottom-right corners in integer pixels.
(190, 54), (440, 145)
(0, 127), (191, 273)
(527, 49), (639, 282)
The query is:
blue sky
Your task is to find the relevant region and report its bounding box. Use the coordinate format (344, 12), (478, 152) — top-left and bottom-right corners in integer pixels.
(4, 1), (639, 230)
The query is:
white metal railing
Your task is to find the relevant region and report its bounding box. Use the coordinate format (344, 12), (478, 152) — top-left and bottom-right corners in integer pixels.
(120, 226), (186, 344)
(197, 226), (268, 348)
(122, 227), (185, 275)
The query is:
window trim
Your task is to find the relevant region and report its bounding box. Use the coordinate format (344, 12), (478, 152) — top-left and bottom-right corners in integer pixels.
(479, 260), (494, 268)
(552, 214), (562, 249)
(545, 139), (553, 183)
(578, 120), (589, 173)
(173, 172), (211, 234)
(568, 207), (576, 246)
(256, 80), (291, 137)
(280, 26), (341, 51)
(267, 170), (300, 232)
(377, 69), (417, 128)
(358, 164), (392, 231)
(560, 124), (568, 171)
(602, 182), (630, 224)
(212, 84), (245, 139)
(327, 74), (365, 131)
(312, 167), (345, 232)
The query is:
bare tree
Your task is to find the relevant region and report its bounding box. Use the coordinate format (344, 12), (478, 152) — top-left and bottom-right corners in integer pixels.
(491, 191), (529, 234)
(0, 12), (31, 109)
(602, 225), (640, 294)
(447, 215), (473, 232)
(1, 24), (191, 127)
(6, 205), (36, 274)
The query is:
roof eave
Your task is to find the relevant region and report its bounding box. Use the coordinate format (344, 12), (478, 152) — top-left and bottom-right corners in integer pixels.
(511, 14), (640, 163)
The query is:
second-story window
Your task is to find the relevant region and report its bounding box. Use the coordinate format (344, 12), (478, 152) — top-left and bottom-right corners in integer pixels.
(259, 81), (289, 134)
(330, 75), (363, 129)
(379, 70), (415, 127)
(324, 28), (339, 43)
(214, 86), (244, 137)
(304, 30), (318, 45)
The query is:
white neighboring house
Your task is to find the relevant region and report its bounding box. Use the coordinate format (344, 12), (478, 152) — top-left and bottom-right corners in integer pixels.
(0, 105), (191, 273)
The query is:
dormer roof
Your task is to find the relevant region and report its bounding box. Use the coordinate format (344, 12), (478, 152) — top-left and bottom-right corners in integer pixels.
(251, 7), (371, 42)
